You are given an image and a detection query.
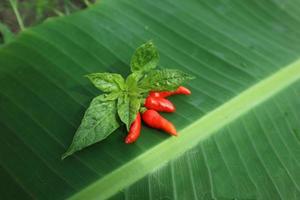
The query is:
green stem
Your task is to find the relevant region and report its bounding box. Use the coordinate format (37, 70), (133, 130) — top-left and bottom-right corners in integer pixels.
(139, 107), (147, 113)
(53, 8), (65, 17)
(140, 98), (146, 105)
(64, 0), (70, 15)
(84, 0), (91, 7)
(8, 0), (25, 31)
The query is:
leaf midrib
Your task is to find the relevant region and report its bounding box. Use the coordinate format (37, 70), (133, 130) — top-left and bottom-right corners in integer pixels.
(69, 58), (300, 200)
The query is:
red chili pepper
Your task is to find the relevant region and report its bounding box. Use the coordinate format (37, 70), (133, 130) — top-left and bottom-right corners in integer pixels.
(125, 113), (141, 144)
(150, 86), (191, 98)
(144, 96), (175, 112)
(142, 109), (177, 136)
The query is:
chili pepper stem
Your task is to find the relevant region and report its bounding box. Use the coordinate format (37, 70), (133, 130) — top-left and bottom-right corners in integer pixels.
(139, 107), (147, 113)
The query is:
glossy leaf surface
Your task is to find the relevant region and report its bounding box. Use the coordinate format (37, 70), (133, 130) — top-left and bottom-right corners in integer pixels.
(1, 0), (300, 199)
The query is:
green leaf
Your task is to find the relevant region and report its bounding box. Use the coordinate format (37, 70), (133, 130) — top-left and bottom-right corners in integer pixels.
(62, 97), (120, 159)
(117, 93), (141, 131)
(86, 72), (125, 92)
(139, 69), (195, 91)
(97, 92), (121, 101)
(1, 0), (300, 199)
(125, 72), (140, 92)
(130, 40), (159, 73)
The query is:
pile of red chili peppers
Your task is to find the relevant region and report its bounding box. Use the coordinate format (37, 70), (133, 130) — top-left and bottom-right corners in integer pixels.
(125, 86), (191, 143)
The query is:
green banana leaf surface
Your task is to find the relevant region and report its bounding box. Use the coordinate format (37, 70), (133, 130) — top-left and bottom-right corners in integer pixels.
(1, 0), (300, 199)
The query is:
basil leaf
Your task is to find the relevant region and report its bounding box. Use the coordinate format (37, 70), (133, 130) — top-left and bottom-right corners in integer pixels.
(97, 92), (121, 101)
(125, 73), (141, 92)
(62, 97), (120, 159)
(117, 93), (141, 131)
(139, 69), (195, 91)
(130, 41), (159, 73)
(86, 72), (125, 92)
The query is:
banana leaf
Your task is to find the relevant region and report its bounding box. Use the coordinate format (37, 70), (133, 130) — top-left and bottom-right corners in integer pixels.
(1, 0), (300, 199)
